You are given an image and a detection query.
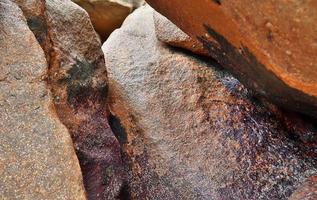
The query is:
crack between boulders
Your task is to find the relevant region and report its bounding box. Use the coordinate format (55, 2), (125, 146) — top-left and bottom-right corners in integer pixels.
(30, 4), (128, 200)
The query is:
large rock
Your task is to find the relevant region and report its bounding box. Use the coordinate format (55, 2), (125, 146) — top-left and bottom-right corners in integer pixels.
(0, 1), (86, 199)
(102, 6), (317, 199)
(44, 0), (126, 199)
(12, 0), (126, 199)
(146, 0), (317, 118)
(73, 0), (145, 41)
(153, 10), (209, 57)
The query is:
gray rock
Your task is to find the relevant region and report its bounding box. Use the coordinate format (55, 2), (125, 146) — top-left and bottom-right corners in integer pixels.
(0, 1), (86, 199)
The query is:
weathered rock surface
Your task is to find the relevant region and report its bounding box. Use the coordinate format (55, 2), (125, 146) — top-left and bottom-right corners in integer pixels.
(146, 0), (317, 118)
(12, 0), (47, 45)
(73, 0), (145, 41)
(44, 0), (126, 199)
(153, 10), (209, 57)
(103, 6), (317, 199)
(0, 1), (86, 199)
(290, 176), (317, 200)
(10, 0), (126, 199)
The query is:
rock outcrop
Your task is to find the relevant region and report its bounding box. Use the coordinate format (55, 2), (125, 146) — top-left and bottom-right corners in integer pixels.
(103, 6), (317, 199)
(146, 0), (317, 118)
(0, 1), (86, 199)
(72, 0), (145, 41)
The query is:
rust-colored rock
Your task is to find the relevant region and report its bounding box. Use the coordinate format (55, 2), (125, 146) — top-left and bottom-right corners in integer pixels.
(153, 10), (209, 57)
(146, 0), (317, 118)
(102, 6), (317, 199)
(0, 1), (86, 199)
(45, 0), (126, 199)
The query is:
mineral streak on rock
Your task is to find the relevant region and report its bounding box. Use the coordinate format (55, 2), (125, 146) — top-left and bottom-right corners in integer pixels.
(146, 0), (317, 118)
(102, 6), (317, 200)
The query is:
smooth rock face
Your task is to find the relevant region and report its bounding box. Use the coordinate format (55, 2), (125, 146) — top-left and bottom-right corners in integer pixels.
(72, 0), (144, 41)
(146, 0), (317, 118)
(0, 1), (86, 199)
(44, 0), (125, 199)
(153, 11), (209, 57)
(103, 6), (317, 199)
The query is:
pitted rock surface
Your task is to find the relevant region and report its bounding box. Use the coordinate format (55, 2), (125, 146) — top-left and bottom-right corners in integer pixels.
(0, 1), (86, 199)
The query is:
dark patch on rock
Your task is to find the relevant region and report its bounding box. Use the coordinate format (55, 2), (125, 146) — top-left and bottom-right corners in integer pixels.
(117, 183), (131, 200)
(197, 24), (317, 118)
(280, 111), (317, 158)
(26, 16), (48, 43)
(109, 113), (128, 145)
(212, 0), (221, 5)
(58, 59), (99, 105)
(267, 30), (273, 41)
(74, 109), (126, 200)
(59, 59), (95, 86)
(123, 150), (191, 199)
(66, 59), (95, 83)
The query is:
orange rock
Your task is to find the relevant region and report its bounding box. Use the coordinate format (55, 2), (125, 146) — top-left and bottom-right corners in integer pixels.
(146, 0), (317, 117)
(153, 10), (209, 57)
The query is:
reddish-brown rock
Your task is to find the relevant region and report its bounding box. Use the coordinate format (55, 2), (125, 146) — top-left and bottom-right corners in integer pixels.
(45, 1), (126, 199)
(146, 0), (317, 118)
(153, 10), (209, 57)
(102, 6), (317, 200)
